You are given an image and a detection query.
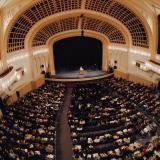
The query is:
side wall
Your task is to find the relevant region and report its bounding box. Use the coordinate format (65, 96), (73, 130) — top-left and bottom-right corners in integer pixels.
(114, 70), (155, 86)
(8, 75), (45, 104)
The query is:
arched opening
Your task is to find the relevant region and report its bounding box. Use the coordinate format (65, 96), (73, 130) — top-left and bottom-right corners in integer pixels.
(53, 36), (102, 75)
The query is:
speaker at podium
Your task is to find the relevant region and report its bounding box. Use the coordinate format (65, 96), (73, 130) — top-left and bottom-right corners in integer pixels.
(79, 66), (85, 75)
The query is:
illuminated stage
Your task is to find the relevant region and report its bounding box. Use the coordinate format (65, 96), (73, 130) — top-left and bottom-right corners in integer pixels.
(47, 70), (113, 82)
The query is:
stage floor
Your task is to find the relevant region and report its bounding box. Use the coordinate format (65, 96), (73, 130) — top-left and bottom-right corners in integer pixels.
(47, 70), (113, 82)
(55, 70), (106, 79)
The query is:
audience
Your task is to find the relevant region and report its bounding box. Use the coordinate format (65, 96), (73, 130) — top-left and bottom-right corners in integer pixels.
(0, 81), (65, 160)
(0, 77), (159, 160)
(69, 78), (160, 160)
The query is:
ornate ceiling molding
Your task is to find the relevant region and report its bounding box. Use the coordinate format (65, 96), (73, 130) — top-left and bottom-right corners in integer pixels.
(6, 0), (150, 53)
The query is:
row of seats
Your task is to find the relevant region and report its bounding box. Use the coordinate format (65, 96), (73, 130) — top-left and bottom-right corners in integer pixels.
(109, 78), (160, 123)
(0, 81), (65, 160)
(68, 78), (160, 160)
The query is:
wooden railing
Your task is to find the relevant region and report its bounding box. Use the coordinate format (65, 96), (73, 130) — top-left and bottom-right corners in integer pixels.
(0, 66), (13, 79)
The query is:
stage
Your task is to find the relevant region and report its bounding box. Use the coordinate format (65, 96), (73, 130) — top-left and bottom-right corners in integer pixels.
(46, 70), (113, 82)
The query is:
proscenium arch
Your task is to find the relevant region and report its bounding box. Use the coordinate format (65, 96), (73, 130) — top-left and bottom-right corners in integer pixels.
(4, 0), (151, 55)
(25, 11), (131, 79)
(47, 30), (110, 76)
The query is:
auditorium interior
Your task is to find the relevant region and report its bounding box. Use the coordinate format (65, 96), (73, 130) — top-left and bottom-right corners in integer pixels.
(0, 0), (160, 160)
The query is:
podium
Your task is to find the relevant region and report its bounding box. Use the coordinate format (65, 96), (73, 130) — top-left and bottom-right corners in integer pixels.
(79, 66), (85, 75)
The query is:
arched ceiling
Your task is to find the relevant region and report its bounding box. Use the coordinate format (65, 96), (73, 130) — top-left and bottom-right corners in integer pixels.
(85, 0), (148, 47)
(7, 0), (149, 53)
(81, 16), (126, 44)
(32, 16), (126, 47)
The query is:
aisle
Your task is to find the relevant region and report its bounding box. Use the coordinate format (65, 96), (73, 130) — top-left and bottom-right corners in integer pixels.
(56, 85), (74, 160)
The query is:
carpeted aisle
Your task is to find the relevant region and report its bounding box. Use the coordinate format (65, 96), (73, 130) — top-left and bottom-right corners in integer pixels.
(56, 85), (74, 160)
